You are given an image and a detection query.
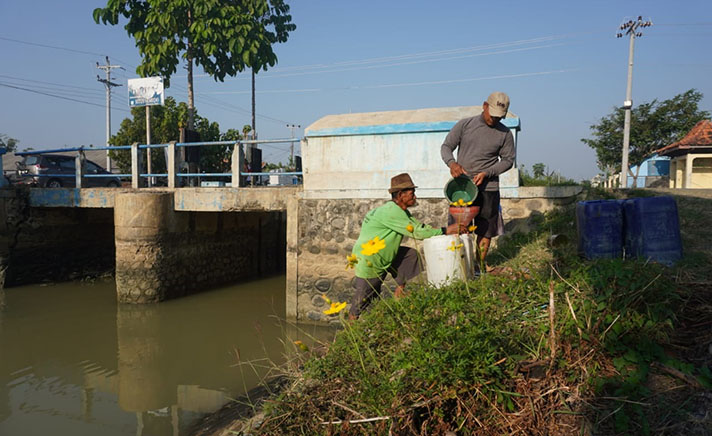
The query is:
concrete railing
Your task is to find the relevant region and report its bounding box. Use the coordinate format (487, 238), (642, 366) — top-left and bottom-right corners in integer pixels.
(15, 138), (302, 189)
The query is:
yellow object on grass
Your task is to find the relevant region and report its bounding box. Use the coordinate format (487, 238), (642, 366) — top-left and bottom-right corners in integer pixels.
(294, 340), (309, 352)
(447, 240), (464, 251)
(323, 301), (347, 315)
(345, 254), (358, 269)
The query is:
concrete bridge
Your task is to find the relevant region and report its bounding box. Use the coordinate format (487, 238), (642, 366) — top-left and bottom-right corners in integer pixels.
(0, 105), (584, 323)
(0, 185), (302, 314)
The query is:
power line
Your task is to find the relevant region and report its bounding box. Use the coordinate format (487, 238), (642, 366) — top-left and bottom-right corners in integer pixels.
(197, 69), (576, 95)
(186, 40), (570, 81)
(169, 82), (293, 125)
(0, 35), (108, 57)
(228, 35), (571, 75)
(0, 82), (129, 112)
(0, 82), (107, 101)
(0, 74), (106, 94)
(655, 22), (712, 26)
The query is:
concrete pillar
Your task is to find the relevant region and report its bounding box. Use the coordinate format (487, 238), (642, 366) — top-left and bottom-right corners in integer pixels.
(131, 143), (143, 189)
(167, 141), (177, 189)
(285, 197), (298, 319)
(231, 142), (242, 188)
(114, 192), (185, 303)
(685, 154), (693, 189)
(75, 151), (85, 189)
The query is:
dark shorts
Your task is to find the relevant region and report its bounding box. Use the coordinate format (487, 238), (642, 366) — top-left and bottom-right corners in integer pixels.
(474, 191), (501, 239)
(449, 190), (502, 239)
(349, 246), (421, 317)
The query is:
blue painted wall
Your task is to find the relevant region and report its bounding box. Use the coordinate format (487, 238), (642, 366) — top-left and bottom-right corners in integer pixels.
(627, 154), (670, 188)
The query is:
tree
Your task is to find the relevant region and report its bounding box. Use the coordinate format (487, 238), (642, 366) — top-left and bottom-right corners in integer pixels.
(109, 96), (239, 175)
(532, 163), (546, 179)
(0, 134), (19, 152)
(93, 0), (295, 129)
(582, 89), (710, 185)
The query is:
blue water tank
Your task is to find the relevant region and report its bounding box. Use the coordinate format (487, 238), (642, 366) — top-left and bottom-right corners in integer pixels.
(576, 200), (624, 259)
(622, 196), (682, 266)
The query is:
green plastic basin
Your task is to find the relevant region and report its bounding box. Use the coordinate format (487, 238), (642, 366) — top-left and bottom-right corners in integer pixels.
(444, 176), (478, 204)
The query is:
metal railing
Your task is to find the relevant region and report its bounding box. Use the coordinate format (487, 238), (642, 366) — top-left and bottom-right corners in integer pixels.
(15, 138), (302, 189)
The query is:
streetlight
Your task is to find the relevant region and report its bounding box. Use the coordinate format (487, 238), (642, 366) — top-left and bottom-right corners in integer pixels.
(616, 16), (653, 188)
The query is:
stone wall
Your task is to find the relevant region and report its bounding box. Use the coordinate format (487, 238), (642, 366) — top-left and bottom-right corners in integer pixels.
(295, 198), (449, 323)
(0, 189), (115, 286)
(292, 189), (583, 323)
(500, 194), (579, 234)
(115, 192), (285, 303)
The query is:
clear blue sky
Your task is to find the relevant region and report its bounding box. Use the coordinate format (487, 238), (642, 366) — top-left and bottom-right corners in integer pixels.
(1, 0), (710, 180)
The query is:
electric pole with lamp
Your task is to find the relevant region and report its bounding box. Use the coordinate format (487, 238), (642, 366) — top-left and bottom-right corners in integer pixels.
(616, 16), (652, 188)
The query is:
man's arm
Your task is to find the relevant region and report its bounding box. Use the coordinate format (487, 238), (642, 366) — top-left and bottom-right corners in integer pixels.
(380, 211), (467, 240)
(378, 209), (442, 240)
(484, 131), (515, 177)
(441, 120), (463, 167)
(442, 121), (469, 178)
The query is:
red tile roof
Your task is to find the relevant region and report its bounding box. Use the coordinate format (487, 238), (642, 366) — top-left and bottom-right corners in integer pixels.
(656, 120), (712, 156)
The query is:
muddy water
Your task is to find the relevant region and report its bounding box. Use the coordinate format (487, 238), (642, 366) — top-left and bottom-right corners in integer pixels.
(0, 277), (331, 436)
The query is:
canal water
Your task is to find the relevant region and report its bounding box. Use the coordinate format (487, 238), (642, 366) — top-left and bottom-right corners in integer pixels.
(0, 276), (331, 436)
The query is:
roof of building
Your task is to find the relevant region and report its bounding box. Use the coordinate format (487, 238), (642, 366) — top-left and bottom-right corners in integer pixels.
(305, 106), (520, 137)
(655, 120), (712, 157)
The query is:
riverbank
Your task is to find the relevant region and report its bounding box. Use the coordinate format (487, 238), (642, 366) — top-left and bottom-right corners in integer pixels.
(198, 188), (712, 435)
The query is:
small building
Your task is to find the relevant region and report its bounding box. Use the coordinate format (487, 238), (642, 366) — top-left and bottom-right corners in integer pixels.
(655, 120), (712, 189)
(626, 154), (670, 188)
(302, 106), (521, 199)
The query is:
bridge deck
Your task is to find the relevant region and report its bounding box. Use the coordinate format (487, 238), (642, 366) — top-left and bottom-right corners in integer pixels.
(25, 186), (302, 212)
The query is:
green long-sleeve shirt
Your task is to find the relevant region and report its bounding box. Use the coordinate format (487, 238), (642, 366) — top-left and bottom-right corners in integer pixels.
(352, 201), (443, 279)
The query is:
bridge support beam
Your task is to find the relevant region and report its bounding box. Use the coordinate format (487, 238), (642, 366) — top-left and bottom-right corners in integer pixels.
(114, 191), (286, 303)
(115, 192), (181, 303)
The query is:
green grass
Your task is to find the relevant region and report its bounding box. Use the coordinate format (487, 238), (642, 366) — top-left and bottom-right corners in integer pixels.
(244, 189), (712, 436)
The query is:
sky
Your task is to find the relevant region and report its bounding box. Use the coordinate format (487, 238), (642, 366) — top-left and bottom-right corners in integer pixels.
(1, 0), (711, 180)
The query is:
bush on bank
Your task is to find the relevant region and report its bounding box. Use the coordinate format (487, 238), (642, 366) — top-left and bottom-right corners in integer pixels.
(240, 192), (711, 435)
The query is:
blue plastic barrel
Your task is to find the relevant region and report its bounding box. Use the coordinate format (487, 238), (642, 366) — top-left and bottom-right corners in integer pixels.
(622, 196), (682, 266)
(576, 200), (624, 259)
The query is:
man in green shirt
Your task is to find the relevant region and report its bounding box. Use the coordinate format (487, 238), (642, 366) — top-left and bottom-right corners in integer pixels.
(348, 173), (465, 319)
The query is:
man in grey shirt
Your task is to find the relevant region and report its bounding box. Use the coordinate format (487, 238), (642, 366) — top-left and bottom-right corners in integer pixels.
(441, 91), (515, 266)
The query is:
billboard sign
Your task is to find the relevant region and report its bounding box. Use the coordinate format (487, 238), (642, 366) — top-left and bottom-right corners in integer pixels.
(128, 77), (164, 107)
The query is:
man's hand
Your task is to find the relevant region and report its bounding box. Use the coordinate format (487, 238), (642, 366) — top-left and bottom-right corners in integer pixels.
(445, 223), (468, 235)
(472, 172), (487, 186)
(448, 162), (466, 178)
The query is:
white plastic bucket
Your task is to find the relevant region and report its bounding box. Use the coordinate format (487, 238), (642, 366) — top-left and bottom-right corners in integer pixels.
(422, 234), (476, 287)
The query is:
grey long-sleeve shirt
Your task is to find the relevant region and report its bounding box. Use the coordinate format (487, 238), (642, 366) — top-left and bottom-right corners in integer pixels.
(440, 114), (515, 191)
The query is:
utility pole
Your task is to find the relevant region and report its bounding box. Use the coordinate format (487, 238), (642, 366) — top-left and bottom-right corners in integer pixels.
(616, 16), (652, 188)
(247, 68), (257, 165)
(287, 124), (300, 168)
(97, 56), (123, 171)
(252, 68), (257, 138)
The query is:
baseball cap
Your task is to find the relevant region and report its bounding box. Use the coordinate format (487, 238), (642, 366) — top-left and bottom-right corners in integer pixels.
(486, 92), (510, 117)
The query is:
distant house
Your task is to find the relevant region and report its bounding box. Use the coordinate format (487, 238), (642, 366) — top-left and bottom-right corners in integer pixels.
(655, 120), (712, 189)
(626, 154), (670, 188)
